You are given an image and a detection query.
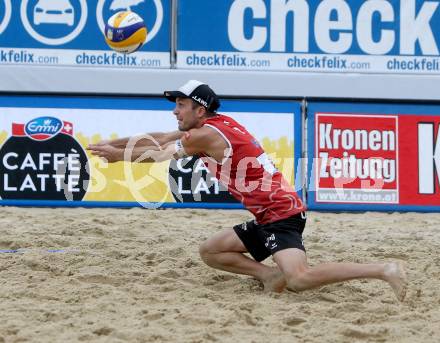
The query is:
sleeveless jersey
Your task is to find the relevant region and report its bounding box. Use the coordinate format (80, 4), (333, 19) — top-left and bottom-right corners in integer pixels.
(200, 114), (305, 224)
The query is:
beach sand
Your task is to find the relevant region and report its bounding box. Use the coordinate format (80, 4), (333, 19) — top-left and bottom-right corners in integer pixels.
(0, 207), (438, 342)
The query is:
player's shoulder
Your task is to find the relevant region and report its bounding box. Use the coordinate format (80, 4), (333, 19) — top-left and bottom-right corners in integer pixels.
(180, 126), (215, 147)
(181, 124), (226, 150)
(184, 126), (213, 141)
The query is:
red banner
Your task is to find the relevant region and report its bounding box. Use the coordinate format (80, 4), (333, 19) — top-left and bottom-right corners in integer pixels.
(315, 113), (440, 206)
(399, 115), (440, 206)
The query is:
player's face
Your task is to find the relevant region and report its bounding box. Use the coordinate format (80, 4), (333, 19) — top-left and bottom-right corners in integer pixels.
(173, 98), (204, 131)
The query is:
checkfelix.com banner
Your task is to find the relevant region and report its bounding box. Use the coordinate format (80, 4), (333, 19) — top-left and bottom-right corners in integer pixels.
(0, 0), (170, 68)
(307, 102), (440, 211)
(0, 95), (302, 208)
(178, 0), (440, 74)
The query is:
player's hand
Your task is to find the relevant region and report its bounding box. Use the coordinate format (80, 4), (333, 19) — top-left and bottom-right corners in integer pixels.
(87, 144), (124, 163)
(93, 139), (111, 146)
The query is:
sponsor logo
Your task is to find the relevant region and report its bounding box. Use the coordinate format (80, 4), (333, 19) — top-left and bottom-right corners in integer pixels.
(0, 117), (89, 201)
(227, 0), (439, 55)
(418, 122), (440, 194)
(24, 116), (63, 141)
(315, 113), (399, 204)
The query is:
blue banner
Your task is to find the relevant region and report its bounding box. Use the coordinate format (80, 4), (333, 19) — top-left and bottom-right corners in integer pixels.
(177, 0), (440, 74)
(0, 0), (170, 68)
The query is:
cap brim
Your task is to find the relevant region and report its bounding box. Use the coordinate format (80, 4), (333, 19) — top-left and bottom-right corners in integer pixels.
(164, 90), (188, 103)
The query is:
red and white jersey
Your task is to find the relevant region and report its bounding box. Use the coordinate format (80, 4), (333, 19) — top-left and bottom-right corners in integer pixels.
(199, 114), (305, 224)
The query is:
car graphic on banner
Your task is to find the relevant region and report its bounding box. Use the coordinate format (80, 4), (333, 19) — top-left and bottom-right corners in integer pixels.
(34, 0), (75, 26)
(0, 0), (12, 35)
(0, 0), (170, 68)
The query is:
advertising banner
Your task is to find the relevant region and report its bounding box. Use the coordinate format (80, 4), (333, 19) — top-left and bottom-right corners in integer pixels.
(0, 0), (170, 68)
(307, 102), (440, 211)
(177, 0), (440, 74)
(0, 95), (301, 208)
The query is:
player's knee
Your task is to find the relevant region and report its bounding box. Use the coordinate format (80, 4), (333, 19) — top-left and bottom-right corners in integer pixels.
(285, 268), (310, 292)
(198, 240), (214, 265)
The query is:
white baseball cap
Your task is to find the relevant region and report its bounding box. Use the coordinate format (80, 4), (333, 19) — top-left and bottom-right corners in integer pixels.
(164, 80), (220, 112)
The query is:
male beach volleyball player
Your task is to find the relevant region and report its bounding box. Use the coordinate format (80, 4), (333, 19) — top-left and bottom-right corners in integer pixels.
(88, 80), (407, 301)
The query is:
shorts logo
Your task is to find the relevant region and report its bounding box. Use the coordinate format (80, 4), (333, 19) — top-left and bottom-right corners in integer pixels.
(265, 233), (277, 250)
(192, 95), (208, 107)
(241, 222), (247, 231)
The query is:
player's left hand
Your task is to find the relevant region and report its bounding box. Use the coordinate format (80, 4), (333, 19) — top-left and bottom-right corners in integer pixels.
(87, 144), (124, 163)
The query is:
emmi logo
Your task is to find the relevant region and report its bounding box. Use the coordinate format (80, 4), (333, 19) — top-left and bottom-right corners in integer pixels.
(25, 117), (62, 141)
(418, 122), (440, 194)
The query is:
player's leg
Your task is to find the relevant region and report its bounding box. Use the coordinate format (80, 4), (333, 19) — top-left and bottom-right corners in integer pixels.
(199, 228), (286, 292)
(273, 248), (407, 301)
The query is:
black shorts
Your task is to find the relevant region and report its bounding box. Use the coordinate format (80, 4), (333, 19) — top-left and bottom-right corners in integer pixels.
(233, 212), (306, 262)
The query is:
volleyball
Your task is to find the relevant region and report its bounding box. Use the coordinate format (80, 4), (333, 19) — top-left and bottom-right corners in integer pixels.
(104, 11), (147, 54)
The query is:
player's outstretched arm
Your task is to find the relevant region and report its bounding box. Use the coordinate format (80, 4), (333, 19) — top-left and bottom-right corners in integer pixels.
(88, 139), (183, 163)
(88, 127), (220, 163)
(128, 127), (217, 163)
(87, 143), (124, 162)
(92, 131), (184, 149)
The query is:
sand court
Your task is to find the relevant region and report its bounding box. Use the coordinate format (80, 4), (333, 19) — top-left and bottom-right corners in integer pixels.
(0, 207), (438, 342)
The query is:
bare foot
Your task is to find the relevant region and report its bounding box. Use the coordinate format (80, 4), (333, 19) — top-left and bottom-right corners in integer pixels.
(261, 268), (286, 293)
(383, 262), (408, 302)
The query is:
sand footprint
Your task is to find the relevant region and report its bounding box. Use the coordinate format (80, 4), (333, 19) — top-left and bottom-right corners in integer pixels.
(285, 317), (307, 326)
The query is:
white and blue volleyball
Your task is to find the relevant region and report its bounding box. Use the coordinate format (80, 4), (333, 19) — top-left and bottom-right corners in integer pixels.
(104, 11), (147, 54)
